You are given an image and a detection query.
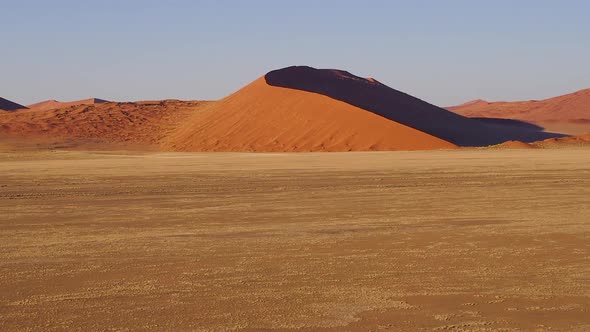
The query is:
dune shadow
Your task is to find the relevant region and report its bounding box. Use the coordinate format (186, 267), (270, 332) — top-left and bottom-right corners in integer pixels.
(0, 97), (28, 112)
(265, 66), (565, 146)
(470, 117), (545, 131)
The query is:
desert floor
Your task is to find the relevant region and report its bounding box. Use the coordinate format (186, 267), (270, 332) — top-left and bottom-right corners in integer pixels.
(1, 149), (589, 331)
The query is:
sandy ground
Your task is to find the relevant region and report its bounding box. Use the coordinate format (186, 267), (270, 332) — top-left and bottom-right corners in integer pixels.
(1, 149), (589, 331)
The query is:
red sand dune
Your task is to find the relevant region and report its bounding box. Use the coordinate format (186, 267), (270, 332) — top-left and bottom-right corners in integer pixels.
(0, 100), (209, 149)
(490, 140), (535, 149)
(27, 98), (109, 111)
(448, 89), (590, 134)
(163, 77), (456, 152)
(0, 97), (27, 112)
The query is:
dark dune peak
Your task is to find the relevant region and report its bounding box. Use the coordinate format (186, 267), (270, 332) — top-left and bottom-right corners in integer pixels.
(90, 98), (109, 104)
(0, 97), (27, 112)
(266, 66), (383, 89)
(265, 66), (563, 146)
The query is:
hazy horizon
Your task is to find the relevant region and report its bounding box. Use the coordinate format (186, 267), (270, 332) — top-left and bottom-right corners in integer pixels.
(2, 0), (589, 106)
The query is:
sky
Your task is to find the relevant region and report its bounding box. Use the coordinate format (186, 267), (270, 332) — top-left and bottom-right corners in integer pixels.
(2, 0), (590, 106)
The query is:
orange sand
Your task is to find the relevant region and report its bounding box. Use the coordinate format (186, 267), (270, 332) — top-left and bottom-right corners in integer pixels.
(491, 140), (535, 149)
(0, 100), (209, 149)
(486, 133), (590, 149)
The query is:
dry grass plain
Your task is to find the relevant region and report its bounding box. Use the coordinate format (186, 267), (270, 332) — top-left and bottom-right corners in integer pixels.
(1, 149), (589, 331)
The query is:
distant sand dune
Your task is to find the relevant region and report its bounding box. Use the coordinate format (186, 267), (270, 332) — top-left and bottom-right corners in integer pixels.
(489, 140), (535, 149)
(0, 100), (210, 150)
(27, 98), (109, 111)
(448, 89), (590, 135)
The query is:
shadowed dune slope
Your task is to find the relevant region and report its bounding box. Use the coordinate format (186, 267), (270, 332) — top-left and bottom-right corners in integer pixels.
(0, 97), (27, 112)
(28, 98), (109, 111)
(470, 117), (544, 131)
(163, 77), (456, 152)
(264, 66), (562, 146)
(448, 89), (590, 125)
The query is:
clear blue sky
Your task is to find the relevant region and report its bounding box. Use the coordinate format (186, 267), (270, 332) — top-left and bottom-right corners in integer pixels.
(2, 0), (589, 106)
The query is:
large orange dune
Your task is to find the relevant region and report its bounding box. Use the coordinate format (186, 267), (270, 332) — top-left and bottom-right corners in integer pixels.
(163, 77), (456, 152)
(27, 98), (109, 111)
(448, 89), (590, 134)
(0, 97), (27, 111)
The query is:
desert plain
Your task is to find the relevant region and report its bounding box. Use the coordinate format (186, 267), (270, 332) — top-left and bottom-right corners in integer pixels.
(1, 148), (589, 331)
